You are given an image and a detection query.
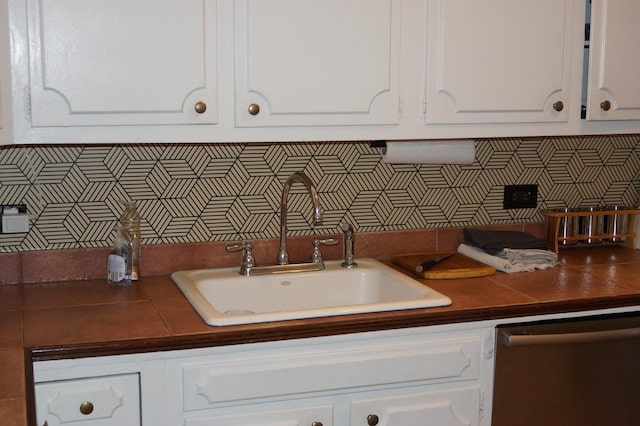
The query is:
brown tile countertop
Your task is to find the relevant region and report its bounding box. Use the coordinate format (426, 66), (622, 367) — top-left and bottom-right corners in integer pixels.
(4, 245), (640, 425)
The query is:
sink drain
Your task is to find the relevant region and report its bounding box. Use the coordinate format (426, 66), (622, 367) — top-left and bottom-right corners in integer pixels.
(224, 309), (255, 316)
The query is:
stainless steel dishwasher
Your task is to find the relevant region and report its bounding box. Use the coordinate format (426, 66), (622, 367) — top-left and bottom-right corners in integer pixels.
(492, 313), (640, 426)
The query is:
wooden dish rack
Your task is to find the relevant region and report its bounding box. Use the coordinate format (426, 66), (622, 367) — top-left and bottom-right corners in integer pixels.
(543, 208), (640, 253)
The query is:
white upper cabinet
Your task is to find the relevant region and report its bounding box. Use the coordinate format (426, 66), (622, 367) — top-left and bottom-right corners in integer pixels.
(0, 0), (10, 144)
(5, 0), (640, 143)
(24, 0), (217, 127)
(424, 0), (582, 125)
(585, 0), (640, 121)
(234, 0), (401, 127)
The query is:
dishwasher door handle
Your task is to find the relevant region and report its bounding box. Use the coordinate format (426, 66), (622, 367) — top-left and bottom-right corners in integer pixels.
(501, 327), (640, 346)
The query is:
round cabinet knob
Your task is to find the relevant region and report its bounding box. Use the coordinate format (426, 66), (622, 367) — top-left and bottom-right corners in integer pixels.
(311, 422), (323, 426)
(600, 100), (611, 111)
(79, 401), (94, 415)
(248, 103), (261, 116)
(553, 101), (564, 112)
(194, 101), (207, 114)
(367, 414), (380, 426)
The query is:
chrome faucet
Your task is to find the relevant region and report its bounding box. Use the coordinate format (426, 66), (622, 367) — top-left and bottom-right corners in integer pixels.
(340, 222), (357, 268)
(277, 172), (323, 264)
(226, 172), (330, 276)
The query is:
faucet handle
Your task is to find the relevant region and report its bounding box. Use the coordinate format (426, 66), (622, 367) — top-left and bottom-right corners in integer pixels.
(225, 242), (255, 275)
(225, 241), (253, 253)
(312, 238), (339, 248)
(310, 238), (338, 266)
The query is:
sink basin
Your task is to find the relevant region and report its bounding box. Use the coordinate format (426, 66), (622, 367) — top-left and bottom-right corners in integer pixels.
(171, 258), (451, 326)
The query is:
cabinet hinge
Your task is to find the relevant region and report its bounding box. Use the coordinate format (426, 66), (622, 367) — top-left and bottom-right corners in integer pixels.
(584, 23), (590, 49)
(482, 328), (495, 359)
(23, 86), (32, 123)
(398, 92), (404, 117)
(422, 92), (427, 115)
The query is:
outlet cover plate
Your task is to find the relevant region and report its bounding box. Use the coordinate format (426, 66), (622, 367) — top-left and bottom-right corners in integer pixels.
(503, 185), (538, 209)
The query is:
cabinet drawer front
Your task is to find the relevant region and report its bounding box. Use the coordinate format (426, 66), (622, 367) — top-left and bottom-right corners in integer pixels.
(183, 337), (480, 411)
(185, 404), (334, 426)
(35, 373), (140, 425)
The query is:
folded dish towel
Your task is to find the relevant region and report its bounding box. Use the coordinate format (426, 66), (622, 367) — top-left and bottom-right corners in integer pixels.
(458, 244), (557, 273)
(462, 228), (549, 255)
(497, 248), (558, 266)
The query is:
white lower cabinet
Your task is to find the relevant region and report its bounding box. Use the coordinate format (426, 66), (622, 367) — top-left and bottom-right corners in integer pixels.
(172, 325), (489, 425)
(350, 384), (480, 426)
(33, 324), (494, 426)
(181, 383), (478, 426)
(34, 373), (141, 426)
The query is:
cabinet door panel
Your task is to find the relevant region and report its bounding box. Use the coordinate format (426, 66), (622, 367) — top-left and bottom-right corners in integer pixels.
(0, 0), (9, 144)
(350, 384), (480, 426)
(586, 0), (640, 121)
(27, 0), (217, 126)
(425, 0), (579, 124)
(235, 0), (401, 127)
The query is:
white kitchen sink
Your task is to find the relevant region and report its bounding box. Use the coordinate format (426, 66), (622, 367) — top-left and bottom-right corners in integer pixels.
(171, 258), (451, 326)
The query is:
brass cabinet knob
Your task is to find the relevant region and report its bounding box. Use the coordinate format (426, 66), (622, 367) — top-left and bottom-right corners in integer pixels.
(311, 422), (323, 426)
(248, 103), (261, 116)
(553, 101), (564, 112)
(79, 401), (94, 415)
(194, 101), (207, 114)
(600, 100), (611, 111)
(367, 414), (380, 425)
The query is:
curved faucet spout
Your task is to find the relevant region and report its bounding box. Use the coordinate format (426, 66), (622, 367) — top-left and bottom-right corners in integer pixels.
(277, 172), (323, 265)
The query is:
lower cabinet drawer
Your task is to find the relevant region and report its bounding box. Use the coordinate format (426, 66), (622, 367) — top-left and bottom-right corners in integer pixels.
(35, 373), (140, 426)
(182, 334), (480, 411)
(184, 403), (334, 426)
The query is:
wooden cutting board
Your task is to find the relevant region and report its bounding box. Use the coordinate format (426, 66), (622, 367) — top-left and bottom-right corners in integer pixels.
(391, 251), (496, 279)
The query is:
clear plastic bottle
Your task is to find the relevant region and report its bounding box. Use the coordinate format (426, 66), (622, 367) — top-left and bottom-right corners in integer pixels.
(120, 201), (141, 280)
(108, 226), (131, 286)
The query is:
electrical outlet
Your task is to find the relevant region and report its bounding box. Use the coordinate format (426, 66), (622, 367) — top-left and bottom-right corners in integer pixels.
(0, 204), (27, 214)
(1, 204), (29, 233)
(503, 185), (538, 209)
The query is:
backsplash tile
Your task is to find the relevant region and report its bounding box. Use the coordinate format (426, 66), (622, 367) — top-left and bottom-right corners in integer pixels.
(1, 135), (638, 252)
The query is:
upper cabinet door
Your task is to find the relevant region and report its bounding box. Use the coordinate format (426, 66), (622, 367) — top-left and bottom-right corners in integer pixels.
(26, 0), (217, 127)
(234, 0), (401, 127)
(586, 0), (640, 121)
(0, 0), (10, 144)
(424, 0), (581, 125)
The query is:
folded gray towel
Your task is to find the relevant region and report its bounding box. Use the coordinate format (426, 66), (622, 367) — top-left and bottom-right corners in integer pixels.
(496, 248), (558, 266)
(463, 228), (549, 255)
(458, 244), (557, 273)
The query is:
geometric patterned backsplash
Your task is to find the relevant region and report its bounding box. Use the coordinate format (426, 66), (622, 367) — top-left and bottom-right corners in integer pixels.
(1, 135), (639, 252)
